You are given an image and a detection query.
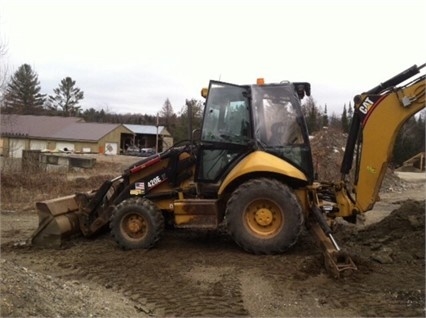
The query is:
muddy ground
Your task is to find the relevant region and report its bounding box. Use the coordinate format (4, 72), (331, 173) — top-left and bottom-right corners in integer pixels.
(0, 154), (425, 317)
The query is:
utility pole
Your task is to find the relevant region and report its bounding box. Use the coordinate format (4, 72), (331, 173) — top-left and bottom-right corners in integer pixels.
(155, 112), (159, 153)
(187, 100), (193, 143)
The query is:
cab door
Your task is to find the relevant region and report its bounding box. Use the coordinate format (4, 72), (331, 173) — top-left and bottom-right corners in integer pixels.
(196, 81), (252, 183)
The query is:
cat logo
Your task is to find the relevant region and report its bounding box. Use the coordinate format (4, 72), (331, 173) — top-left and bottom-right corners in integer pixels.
(359, 97), (374, 115)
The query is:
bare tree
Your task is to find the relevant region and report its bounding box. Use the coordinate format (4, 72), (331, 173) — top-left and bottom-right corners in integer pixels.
(159, 98), (176, 130)
(301, 96), (321, 134)
(0, 36), (9, 107)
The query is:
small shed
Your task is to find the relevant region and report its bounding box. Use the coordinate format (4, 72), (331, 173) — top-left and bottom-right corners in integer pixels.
(123, 124), (173, 153)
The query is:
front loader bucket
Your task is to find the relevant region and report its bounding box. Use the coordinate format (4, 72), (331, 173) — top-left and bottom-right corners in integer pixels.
(31, 195), (82, 248)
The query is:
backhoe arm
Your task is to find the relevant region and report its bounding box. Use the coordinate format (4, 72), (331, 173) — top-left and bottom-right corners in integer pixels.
(341, 64), (425, 214)
(309, 65), (425, 277)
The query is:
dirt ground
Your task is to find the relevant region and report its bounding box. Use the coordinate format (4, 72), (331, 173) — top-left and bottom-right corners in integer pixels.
(0, 154), (425, 317)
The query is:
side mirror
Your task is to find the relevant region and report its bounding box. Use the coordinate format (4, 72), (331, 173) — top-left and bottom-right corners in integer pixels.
(293, 82), (311, 99)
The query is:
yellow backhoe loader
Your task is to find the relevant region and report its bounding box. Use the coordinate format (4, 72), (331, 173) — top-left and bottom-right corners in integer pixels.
(31, 64), (425, 277)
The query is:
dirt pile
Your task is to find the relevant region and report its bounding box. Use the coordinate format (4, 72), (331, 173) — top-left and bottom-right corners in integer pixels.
(338, 199), (425, 265)
(310, 127), (348, 182)
(310, 127), (407, 192)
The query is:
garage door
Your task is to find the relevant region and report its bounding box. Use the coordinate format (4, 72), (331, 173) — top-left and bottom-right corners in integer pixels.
(9, 139), (25, 158)
(30, 140), (47, 150)
(56, 142), (75, 152)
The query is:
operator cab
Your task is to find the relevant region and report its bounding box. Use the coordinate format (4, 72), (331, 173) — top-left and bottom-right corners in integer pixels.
(197, 80), (314, 185)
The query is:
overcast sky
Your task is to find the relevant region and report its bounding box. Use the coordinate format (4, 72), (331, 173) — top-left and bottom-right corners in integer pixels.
(1, 0), (425, 116)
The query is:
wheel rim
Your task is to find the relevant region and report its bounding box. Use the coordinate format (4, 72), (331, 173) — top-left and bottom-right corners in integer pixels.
(244, 199), (284, 237)
(120, 212), (148, 241)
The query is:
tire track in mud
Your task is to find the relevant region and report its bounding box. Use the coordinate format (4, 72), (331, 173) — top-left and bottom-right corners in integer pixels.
(68, 233), (248, 316)
(3, 228), (424, 317)
(4, 231), (307, 316)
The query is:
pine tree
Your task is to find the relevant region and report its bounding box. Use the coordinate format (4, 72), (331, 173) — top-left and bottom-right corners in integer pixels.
(173, 99), (204, 142)
(48, 77), (84, 116)
(3, 64), (46, 114)
(322, 104), (329, 127)
(392, 116), (423, 166)
(159, 98), (176, 131)
(329, 113), (341, 129)
(341, 104), (349, 133)
(302, 96), (321, 134)
(347, 101), (353, 123)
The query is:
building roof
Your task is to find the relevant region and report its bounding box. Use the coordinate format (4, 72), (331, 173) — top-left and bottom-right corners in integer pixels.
(0, 115), (132, 142)
(1, 115), (82, 138)
(51, 122), (130, 141)
(124, 124), (170, 136)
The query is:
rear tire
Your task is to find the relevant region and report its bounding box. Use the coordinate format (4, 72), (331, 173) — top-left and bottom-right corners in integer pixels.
(110, 197), (164, 250)
(226, 178), (303, 254)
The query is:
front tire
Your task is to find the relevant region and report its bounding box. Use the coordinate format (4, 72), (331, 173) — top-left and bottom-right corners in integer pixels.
(110, 197), (164, 250)
(226, 178), (303, 254)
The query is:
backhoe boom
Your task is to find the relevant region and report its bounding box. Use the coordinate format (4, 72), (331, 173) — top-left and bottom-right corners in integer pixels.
(340, 64), (425, 214)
